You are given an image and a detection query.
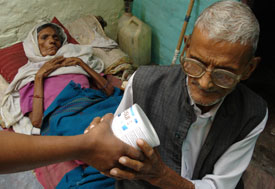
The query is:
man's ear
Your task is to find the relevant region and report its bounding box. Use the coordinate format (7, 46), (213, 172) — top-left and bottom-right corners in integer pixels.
(241, 56), (261, 80)
(184, 35), (190, 43)
(180, 35), (191, 59)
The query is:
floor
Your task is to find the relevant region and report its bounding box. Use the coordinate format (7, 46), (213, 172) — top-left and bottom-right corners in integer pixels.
(0, 171), (42, 189)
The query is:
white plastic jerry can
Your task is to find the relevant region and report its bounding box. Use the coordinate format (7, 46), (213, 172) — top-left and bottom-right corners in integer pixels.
(118, 15), (152, 67)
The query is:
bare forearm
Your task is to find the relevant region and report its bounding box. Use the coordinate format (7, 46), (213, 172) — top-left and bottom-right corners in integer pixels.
(30, 76), (44, 128)
(0, 114), (142, 175)
(152, 166), (195, 189)
(78, 61), (114, 96)
(0, 131), (84, 173)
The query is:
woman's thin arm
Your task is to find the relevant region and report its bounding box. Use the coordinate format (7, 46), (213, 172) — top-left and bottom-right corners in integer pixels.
(73, 58), (114, 96)
(29, 75), (44, 128)
(29, 56), (66, 128)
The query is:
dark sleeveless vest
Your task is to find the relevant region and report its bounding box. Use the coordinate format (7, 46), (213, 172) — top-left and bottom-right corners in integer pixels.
(115, 65), (266, 189)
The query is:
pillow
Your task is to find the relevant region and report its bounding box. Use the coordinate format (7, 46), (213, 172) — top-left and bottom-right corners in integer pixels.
(0, 17), (78, 83)
(0, 43), (28, 83)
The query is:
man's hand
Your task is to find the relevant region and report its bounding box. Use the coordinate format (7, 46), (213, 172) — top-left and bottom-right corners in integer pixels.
(78, 113), (143, 172)
(102, 139), (195, 189)
(105, 139), (168, 186)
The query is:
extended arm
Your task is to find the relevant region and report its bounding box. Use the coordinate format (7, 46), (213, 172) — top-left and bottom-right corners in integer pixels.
(0, 114), (142, 174)
(0, 129), (84, 173)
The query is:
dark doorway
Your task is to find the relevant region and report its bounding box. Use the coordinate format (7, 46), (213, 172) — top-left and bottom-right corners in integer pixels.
(242, 0), (275, 186)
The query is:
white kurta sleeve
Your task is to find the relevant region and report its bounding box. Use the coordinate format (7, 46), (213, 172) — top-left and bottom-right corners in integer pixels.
(114, 72), (136, 116)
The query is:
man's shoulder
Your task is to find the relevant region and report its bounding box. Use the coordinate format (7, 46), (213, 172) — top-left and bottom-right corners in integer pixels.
(225, 83), (267, 118)
(132, 64), (186, 95)
(235, 83), (267, 106)
(136, 64), (181, 74)
(134, 64), (183, 82)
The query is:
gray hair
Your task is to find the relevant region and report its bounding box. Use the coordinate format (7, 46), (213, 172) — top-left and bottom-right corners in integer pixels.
(195, 0), (259, 54)
(37, 23), (66, 45)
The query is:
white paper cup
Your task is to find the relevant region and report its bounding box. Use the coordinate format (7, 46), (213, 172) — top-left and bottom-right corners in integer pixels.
(112, 104), (160, 149)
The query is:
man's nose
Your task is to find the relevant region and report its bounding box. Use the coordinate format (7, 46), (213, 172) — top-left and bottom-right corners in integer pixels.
(197, 71), (214, 89)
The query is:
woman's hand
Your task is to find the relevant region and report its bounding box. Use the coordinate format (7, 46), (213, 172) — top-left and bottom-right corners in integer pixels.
(36, 57), (85, 78)
(61, 57), (85, 67)
(36, 56), (65, 78)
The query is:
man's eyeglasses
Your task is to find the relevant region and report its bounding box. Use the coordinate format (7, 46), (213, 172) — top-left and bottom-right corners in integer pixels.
(180, 57), (242, 89)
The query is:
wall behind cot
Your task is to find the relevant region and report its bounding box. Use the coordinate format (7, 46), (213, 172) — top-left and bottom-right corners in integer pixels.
(0, 0), (124, 48)
(131, 0), (240, 65)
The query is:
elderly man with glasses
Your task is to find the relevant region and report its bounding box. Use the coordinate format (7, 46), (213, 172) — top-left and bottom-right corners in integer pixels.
(101, 1), (268, 189)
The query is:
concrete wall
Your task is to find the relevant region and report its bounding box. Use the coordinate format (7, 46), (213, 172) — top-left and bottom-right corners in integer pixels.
(132, 0), (239, 65)
(0, 0), (124, 48)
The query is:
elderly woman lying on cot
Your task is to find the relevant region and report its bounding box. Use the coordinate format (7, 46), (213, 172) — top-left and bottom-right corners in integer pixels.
(0, 22), (130, 188)
(1, 22), (120, 135)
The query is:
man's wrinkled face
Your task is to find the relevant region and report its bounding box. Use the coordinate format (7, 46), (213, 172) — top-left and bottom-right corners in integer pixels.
(38, 27), (62, 56)
(185, 27), (253, 109)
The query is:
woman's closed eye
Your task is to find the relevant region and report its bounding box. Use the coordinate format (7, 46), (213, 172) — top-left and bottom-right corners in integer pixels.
(40, 34), (49, 40)
(39, 34), (59, 41)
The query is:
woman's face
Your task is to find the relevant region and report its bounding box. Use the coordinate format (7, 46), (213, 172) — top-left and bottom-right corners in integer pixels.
(37, 27), (62, 56)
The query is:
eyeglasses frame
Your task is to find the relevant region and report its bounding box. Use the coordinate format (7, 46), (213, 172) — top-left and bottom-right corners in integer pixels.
(179, 36), (243, 89)
(180, 56), (242, 88)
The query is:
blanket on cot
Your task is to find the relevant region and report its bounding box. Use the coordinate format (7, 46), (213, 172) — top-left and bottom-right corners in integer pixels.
(40, 81), (122, 188)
